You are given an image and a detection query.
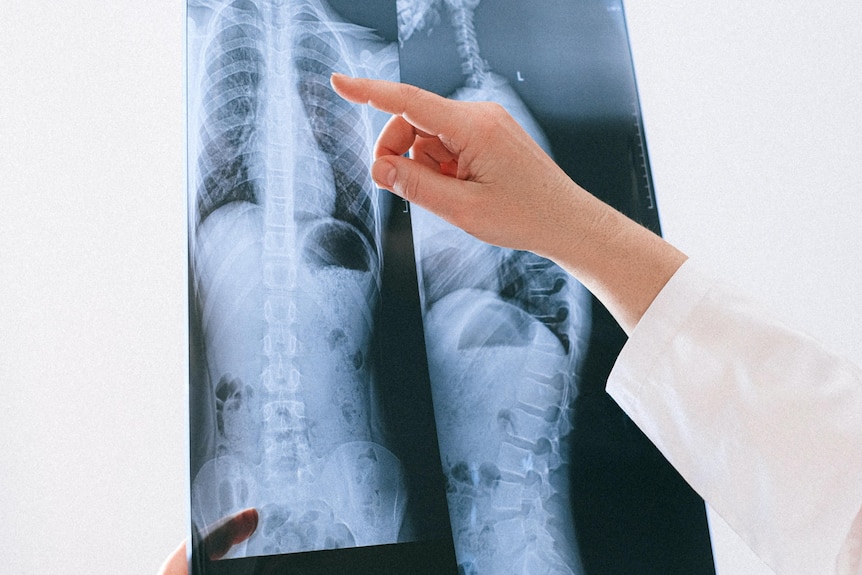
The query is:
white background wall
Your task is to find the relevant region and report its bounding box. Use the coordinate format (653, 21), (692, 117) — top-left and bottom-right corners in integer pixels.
(1, 1), (859, 574)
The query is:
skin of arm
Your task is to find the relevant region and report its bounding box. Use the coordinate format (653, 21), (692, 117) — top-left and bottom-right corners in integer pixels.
(330, 74), (687, 335)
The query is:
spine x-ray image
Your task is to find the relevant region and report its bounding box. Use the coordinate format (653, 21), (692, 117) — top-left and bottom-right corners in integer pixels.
(187, 0), (413, 558)
(187, 0), (716, 573)
(400, 1), (592, 573)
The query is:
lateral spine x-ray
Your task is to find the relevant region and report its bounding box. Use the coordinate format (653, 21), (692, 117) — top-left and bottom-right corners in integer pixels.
(401, 1), (591, 573)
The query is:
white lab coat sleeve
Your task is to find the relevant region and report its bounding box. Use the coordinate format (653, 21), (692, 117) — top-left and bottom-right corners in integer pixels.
(606, 259), (862, 575)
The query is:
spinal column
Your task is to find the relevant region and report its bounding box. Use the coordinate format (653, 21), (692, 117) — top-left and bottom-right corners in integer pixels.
(189, 0), (405, 557)
(400, 0), (591, 573)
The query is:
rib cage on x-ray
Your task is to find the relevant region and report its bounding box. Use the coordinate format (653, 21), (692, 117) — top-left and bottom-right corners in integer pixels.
(188, 0), (405, 558)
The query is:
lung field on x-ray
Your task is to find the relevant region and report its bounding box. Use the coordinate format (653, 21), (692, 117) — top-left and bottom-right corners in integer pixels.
(187, 0), (452, 560)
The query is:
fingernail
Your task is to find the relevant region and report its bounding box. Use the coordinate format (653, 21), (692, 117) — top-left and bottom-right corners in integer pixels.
(373, 160), (397, 189)
(231, 508), (259, 544)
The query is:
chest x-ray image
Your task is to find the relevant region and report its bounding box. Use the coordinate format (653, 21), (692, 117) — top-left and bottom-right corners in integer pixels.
(186, 0), (427, 561)
(187, 1), (716, 573)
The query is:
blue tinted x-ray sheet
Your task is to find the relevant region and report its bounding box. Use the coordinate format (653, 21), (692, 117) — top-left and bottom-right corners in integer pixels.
(186, 1), (455, 573)
(399, 1), (715, 574)
(186, 0), (715, 573)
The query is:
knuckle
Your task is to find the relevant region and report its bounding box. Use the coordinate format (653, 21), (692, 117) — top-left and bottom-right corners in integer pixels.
(477, 101), (507, 123)
(485, 101), (507, 116)
(466, 101), (511, 147)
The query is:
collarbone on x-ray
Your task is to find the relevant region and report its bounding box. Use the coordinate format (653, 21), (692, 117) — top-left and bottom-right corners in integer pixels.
(189, 0), (591, 572)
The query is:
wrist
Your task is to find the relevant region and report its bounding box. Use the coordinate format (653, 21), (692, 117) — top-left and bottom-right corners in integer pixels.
(540, 184), (686, 335)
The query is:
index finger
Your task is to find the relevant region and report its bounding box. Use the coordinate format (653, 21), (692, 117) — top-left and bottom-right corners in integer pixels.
(330, 74), (462, 143)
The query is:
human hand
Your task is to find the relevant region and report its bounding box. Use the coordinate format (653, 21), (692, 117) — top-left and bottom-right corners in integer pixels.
(330, 73), (585, 258)
(156, 508), (259, 575)
(330, 74), (686, 334)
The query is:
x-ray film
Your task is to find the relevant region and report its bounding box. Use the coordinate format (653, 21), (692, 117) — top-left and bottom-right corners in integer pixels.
(186, 1), (716, 573)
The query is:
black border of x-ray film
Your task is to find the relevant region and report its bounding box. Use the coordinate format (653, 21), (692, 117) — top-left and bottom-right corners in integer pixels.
(187, 1), (717, 573)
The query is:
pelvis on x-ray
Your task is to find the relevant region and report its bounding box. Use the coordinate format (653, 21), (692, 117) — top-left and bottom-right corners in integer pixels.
(187, 0), (590, 570)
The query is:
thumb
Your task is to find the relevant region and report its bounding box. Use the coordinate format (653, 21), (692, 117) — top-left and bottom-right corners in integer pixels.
(372, 155), (471, 222)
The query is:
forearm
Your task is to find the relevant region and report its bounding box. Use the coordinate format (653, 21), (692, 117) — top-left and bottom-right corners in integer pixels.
(607, 260), (862, 575)
(537, 179), (687, 335)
